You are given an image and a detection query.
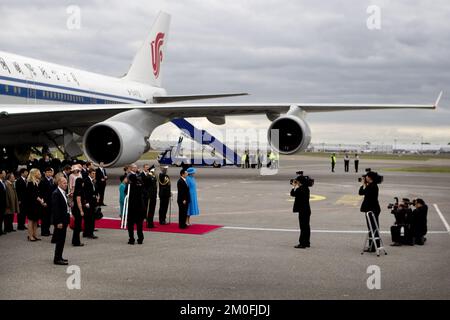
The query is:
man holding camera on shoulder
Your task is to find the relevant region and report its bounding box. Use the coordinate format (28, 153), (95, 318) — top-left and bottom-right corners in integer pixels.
(290, 172), (312, 249)
(358, 170), (382, 252)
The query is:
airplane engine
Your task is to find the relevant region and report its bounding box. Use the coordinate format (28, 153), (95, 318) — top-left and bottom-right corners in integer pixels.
(83, 121), (150, 167)
(267, 115), (311, 154)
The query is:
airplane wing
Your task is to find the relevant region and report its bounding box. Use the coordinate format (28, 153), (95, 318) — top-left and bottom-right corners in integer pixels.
(0, 92), (441, 134)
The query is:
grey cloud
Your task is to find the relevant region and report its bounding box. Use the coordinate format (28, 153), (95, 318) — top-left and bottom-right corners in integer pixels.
(0, 0), (449, 144)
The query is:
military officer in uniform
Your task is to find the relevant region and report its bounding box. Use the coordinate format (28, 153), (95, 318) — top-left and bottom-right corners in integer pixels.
(157, 166), (171, 225)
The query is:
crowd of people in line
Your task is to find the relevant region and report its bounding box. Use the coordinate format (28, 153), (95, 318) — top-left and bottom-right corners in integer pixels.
(118, 163), (200, 245)
(0, 155), (201, 265)
(0, 156), (109, 264)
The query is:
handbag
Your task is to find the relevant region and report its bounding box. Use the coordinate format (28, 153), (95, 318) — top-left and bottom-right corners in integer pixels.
(94, 206), (103, 220)
(69, 215), (85, 231)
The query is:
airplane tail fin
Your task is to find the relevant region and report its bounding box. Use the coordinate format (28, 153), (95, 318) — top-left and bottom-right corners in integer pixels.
(124, 11), (171, 87)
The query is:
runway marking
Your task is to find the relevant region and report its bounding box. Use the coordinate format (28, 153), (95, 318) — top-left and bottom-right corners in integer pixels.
(287, 194), (326, 202)
(433, 204), (450, 233)
(222, 226), (449, 234)
(96, 218), (449, 235)
(336, 195), (361, 206)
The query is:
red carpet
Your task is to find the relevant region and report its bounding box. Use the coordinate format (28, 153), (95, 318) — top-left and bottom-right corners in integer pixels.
(14, 215), (222, 235)
(96, 218), (222, 235)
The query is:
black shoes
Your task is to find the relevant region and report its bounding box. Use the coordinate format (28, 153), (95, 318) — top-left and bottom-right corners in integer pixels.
(72, 243), (85, 247)
(294, 244), (310, 249)
(83, 235), (98, 239)
(137, 239), (143, 245)
(128, 239), (135, 245)
(54, 259), (68, 265)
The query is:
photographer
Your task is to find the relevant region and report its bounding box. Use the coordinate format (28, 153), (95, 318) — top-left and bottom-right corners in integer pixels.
(389, 198), (412, 246)
(358, 171), (382, 252)
(290, 173), (312, 249)
(412, 198), (428, 245)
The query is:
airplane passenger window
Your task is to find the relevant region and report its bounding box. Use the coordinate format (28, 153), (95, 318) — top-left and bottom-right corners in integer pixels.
(0, 57), (11, 74)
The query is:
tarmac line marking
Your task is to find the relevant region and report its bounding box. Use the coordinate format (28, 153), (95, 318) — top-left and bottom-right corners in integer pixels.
(222, 226), (449, 234)
(433, 204), (450, 233)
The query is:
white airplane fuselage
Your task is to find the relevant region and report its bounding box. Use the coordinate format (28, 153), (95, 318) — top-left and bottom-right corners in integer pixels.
(0, 51), (165, 106)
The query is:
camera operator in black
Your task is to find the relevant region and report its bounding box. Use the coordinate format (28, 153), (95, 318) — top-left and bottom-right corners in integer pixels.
(412, 198), (428, 245)
(291, 175), (311, 249)
(359, 171), (381, 252)
(389, 198), (412, 246)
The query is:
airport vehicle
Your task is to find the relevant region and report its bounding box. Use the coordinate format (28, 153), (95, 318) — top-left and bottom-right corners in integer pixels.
(0, 11), (440, 170)
(157, 137), (224, 167)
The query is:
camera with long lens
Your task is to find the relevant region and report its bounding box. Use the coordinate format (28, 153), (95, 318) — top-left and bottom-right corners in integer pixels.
(290, 170), (314, 187)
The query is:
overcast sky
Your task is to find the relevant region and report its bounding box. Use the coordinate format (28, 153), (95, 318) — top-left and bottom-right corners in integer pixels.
(0, 0), (449, 144)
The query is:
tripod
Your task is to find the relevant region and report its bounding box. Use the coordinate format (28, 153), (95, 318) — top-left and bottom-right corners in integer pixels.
(362, 211), (387, 257)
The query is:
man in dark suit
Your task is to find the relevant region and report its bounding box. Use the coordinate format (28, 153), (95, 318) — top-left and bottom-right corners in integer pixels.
(39, 154), (52, 174)
(62, 165), (71, 184)
(95, 161), (108, 206)
(83, 168), (99, 239)
(359, 171), (382, 252)
(126, 164), (145, 244)
(81, 161), (89, 180)
(290, 175), (311, 249)
(39, 167), (55, 236)
(177, 169), (190, 229)
(15, 168), (28, 230)
(158, 166), (171, 224)
(0, 170), (6, 236)
(51, 176), (70, 265)
(412, 198), (428, 245)
(140, 164), (158, 228)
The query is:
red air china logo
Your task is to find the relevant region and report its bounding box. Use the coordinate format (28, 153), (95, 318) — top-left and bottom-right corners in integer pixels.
(151, 32), (165, 79)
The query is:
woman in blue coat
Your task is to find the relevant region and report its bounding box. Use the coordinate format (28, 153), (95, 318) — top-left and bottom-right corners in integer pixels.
(186, 167), (199, 225)
(118, 175), (128, 218)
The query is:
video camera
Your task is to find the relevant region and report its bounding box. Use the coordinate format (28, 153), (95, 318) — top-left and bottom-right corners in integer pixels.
(388, 197), (416, 210)
(290, 170), (314, 187)
(387, 197), (399, 210)
(358, 168), (383, 184)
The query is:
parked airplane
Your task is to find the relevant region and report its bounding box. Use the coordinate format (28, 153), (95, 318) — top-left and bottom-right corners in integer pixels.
(0, 11), (441, 169)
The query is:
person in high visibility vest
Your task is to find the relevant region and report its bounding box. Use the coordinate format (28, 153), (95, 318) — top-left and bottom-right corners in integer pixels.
(241, 153), (247, 169)
(331, 153), (337, 172)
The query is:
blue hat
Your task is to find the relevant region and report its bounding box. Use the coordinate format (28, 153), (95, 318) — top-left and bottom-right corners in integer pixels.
(187, 167), (196, 174)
